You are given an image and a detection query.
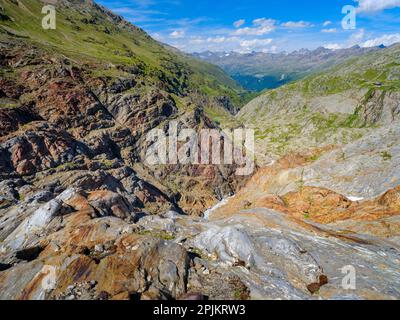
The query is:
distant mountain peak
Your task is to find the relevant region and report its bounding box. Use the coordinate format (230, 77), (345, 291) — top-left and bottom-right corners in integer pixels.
(193, 44), (388, 92)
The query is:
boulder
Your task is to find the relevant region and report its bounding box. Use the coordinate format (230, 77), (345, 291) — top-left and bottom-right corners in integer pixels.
(87, 190), (134, 220)
(193, 225), (255, 268)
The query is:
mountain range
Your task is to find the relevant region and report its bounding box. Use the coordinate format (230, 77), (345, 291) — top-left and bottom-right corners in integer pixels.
(194, 45), (388, 91)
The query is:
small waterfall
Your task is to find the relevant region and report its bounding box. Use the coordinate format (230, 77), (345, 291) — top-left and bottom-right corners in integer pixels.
(203, 195), (235, 220)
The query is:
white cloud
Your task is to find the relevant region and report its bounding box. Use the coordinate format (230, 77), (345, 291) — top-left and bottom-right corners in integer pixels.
(323, 30), (400, 51)
(324, 43), (342, 50)
(233, 26), (274, 36)
(232, 18), (276, 36)
(281, 20), (313, 28)
(240, 38), (273, 47)
(361, 33), (400, 47)
(188, 37), (206, 45)
(151, 32), (164, 41)
(207, 36), (229, 43)
(355, 0), (400, 12)
(184, 35), (274, 53)
(189, 36), (242, 44)
(347, 29), (365, 46)
(169, 30), (185, 38)
(233, 19), (245, 28)
(323, 20), (332, 27)
(269, 46), (278, 53)
(253, 18), (274, 26)
(322, 28), (338, 33)
(238, 38), (274, 52)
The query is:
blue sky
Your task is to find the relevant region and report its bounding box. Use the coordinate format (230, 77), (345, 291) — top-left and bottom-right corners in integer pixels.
(97, 0), (400, 53)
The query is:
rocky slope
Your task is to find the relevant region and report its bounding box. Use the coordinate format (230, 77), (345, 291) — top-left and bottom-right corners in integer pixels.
(0, 0), (250, 216)
(0, 0), (399, 300)
(197, 46), (400, 299)
(0, 0), (248, 299)
(199, 124), (400, 300)
(233, 43), (400, 161)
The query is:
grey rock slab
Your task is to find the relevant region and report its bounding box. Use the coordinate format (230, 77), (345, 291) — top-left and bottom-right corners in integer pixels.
(0, 259), (46, 300)
(303, 123), (400, 199)
(1, 189), (77, 252)
(137, 215), (177, 233)
(187, 208), (400, 299)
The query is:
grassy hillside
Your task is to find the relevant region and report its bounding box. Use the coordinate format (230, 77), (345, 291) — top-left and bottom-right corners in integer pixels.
(297, 46), (400, 96)
(2, 0), (398, 162)
(0, 0), (246, 106)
